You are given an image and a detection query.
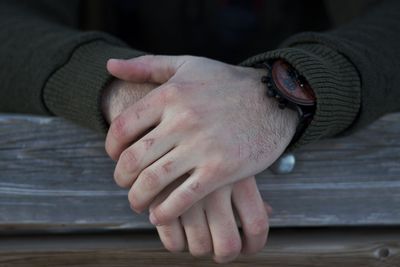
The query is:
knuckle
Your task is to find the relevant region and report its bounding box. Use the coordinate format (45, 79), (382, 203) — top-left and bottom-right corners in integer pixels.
(216, 238), (242, 261)
(104, 135), (115, 160)
(105, 143), (118, 161)
(247, 217), (269, 237)
(164, 239), (185, 253)
(168, 108), (202, 133)
(200, 162), (225, 181)
(167, 107), (202, 132)
(179, 108), (201, 124)
(164, 242), (185, 253)
(172, 188), (197, 214)
(161, 160), (174, 174)
(163, 83), (181, 101)
(110, 115), (127, 140)
(127, 190), (136, 207)
(132, 101), (147, 118)
(127, 189), (146, 213)
(190, 246), (212, 258)
(189, 237), (212, 257)
(128, 194), (141, 213)
(180, 180), (204, 204)
(141, 137), (155, 151)
(139, 168), (160, 191)
(119, 149), (138, 173)
(152, 207), (170, 225)
(187, 180), (204, 195)
(160, 228), (185, 253)
(113, 169), (131, 188)
(178, 190), (194, 208)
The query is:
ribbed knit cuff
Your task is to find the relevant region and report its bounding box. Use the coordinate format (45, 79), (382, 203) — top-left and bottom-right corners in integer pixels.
(241, 43), (361, 149)
(44, 40), (145, 133)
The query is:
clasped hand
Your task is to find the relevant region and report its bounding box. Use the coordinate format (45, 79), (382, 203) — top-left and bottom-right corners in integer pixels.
(104, 55), (297, 262)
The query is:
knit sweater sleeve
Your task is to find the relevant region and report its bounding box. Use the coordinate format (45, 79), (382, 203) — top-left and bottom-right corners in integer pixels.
(0, 0), (145, 133)
(241, 0), (400, 149)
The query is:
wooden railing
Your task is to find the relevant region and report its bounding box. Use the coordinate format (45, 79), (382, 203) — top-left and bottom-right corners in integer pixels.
(0, 113), (399, 266)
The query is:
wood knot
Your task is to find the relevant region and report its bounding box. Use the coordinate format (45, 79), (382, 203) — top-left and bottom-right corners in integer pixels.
(377, 247), (390, 259)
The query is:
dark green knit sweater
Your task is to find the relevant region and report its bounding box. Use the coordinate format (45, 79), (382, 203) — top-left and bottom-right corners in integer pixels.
(0, 0), (399, 149)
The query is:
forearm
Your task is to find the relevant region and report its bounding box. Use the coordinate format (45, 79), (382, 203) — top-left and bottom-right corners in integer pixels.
(241, 44), (360, 149)
(101, 79), (157, 124)
(0, 0), (82, 115)
(283, 0), (400, 133)
(0, 0), (145, 132)
(242, 0), (400, 148)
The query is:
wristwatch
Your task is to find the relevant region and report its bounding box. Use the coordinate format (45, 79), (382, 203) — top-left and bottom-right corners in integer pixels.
(260, 59), (316, 145)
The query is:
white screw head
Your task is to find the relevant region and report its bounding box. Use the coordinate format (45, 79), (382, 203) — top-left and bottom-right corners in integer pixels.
(270, 153), (296, 174)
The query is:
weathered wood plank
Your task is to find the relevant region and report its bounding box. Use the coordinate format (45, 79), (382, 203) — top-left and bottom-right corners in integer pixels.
(1, 228), (399, 267)
(0, 113), (399, 232)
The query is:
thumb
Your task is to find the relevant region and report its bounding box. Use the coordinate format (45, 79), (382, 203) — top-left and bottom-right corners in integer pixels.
(107, 55), (185, 84)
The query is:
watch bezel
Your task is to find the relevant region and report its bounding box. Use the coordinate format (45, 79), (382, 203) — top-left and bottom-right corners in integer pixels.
(271, 59), (316, 107)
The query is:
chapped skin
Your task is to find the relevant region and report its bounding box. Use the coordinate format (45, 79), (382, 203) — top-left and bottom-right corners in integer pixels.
(143, 138), (155, 150)
(107, 55), (297, 223)
(134, 102), (150, 119)
(105, 55), (296, 263)
(162, 160), (173, 173)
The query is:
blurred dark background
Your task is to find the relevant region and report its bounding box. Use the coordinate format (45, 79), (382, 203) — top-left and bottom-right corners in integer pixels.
(81, 0), (331, 64)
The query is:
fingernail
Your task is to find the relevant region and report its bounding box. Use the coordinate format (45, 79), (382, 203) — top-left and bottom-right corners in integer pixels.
(108, 58), (121, 63)
(130, 203), (142, 214)
(107, 58), (116, 65)
(129, 204), (136, 211)
(107, 58), (124, 67)
(149, 213), (160, 226)
(129, 203), (136, 212)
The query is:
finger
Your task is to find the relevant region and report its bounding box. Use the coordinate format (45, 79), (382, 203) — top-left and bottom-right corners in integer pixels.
(156, 219), (186, 253)
(149, 173), (189, 212)
(151, 180), (186, 253)
(205, 187), (242, 263)
(180, 203), (212, 257)
(128, 145), (197, 212)
(107, 55), (187, 84)
(149, 168), (224, 226)
(232, 177), (269, 255)
(105, 88), (165, 160)
(113, 120), (178, 189)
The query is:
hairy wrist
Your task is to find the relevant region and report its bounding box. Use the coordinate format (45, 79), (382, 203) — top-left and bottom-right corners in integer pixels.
(251, 67), (299, 152)
(102, 78), (157, 123)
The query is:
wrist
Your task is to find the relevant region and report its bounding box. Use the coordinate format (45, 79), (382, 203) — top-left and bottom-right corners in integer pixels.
(101, 79), (156, 123)
(101, 79), (117, 124)
(267, 95), (299, 147)
(260, 59), (316, 148)
(245, 67), (299, 154)
(247, 67), (299, 149)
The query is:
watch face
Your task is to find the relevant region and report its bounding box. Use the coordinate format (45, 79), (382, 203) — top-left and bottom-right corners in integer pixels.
(272, 60), (316, 106)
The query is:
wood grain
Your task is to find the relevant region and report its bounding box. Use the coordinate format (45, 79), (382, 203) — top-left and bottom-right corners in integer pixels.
(0, 113), (399, 232)
(1, 228), (399, 267)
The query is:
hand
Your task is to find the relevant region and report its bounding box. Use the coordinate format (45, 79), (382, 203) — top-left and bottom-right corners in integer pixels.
(101, 75), (271, 263)
(105, 55), (297, 225)
(101, 78), (157, 123)
(152, 176), (272, 263)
